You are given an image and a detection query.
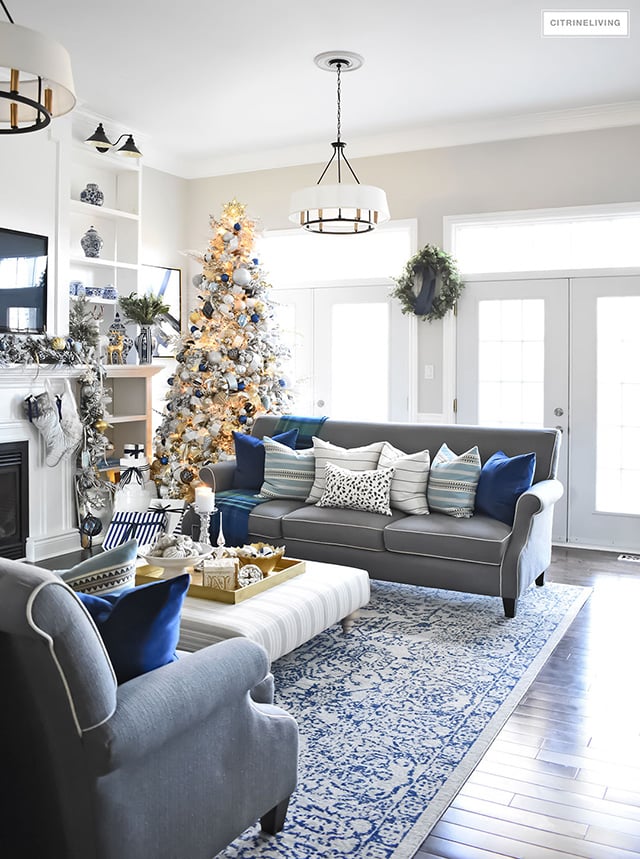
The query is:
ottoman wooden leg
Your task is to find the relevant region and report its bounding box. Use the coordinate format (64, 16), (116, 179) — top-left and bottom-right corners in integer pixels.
(341, 609), (360, 634)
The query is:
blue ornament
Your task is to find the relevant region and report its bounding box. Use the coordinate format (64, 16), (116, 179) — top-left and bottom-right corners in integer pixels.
(278, 378), (286, 387)
(252, 258), (259, 265)
(238, 381), (245, 391)
(239, 415), (247, 424)
(167, 376), (174, 385)
(195, 389), (203, 398)
(199, 362), (207, 372)
(250, 313), (260, 323)
(160, 455), (169, 465)
(221, 273), (229, 282)
(234, 223), (242, 231)
(190, 325), (199, 333)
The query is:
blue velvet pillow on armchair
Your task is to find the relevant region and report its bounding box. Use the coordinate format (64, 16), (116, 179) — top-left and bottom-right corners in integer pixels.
(78, 574), (190, 683)
(475, 450), (536, 526)
(232, 429), (298, 490)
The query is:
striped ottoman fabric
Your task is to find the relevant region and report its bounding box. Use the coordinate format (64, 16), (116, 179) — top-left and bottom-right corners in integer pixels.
(178, 562), (370, 661)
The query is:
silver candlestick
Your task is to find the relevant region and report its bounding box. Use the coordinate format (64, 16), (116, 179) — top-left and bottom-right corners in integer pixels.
(195, 506), (216, 547)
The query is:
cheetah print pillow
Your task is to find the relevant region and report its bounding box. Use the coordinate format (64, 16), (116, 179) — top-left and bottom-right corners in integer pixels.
(317, 461), (395, 516)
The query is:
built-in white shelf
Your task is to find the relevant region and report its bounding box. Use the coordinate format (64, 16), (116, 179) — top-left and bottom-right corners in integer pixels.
(70, 199), (139, 221)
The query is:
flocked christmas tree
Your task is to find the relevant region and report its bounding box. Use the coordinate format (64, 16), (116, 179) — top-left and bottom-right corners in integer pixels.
(151, 200), (294, 500)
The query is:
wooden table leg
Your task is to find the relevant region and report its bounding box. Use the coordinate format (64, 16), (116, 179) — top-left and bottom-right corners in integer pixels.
(341, 609), (360, 634)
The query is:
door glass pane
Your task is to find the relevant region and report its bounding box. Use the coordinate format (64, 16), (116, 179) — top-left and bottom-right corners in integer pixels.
(331, 303), (388, 421)
(596, 296), (640, 514)
(273, 300), (313, 415)
(477, 299), (544, 426)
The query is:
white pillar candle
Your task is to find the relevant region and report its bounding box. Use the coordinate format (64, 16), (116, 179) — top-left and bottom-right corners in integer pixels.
(194, 486), (216, 512)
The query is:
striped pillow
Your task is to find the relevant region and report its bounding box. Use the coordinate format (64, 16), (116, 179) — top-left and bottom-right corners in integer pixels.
(378, 442), (431, 514)
(427, 443), (482, 518)
(306, 437), (385, 504)
(260, 436), (316, 500)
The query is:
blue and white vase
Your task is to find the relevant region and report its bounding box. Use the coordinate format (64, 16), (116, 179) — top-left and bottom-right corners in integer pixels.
(135, 325), (155, 364)
(80, 226), (103, 258)
(80, 183), (104, 206)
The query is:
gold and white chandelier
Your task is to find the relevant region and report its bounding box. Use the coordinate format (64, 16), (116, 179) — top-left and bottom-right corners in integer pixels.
(0, 0), (75, 134)
(289, 51), (390, 235)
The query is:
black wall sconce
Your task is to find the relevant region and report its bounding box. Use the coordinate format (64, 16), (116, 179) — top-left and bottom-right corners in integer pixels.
(85, 123), (142, 157)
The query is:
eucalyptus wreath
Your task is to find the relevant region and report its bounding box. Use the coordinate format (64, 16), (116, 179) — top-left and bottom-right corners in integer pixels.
(391, 244), (464, 321)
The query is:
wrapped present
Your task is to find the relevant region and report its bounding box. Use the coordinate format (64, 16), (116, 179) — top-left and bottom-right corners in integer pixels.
(103, 509), (167, 550)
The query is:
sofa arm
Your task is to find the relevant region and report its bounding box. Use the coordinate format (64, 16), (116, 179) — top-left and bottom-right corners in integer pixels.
(84, 638), (280, 773)
(200, 460), (236, 491)
(502, 478), (564, 598)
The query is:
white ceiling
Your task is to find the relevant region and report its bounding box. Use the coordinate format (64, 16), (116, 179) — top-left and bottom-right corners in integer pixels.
(13, 0), (640, 178)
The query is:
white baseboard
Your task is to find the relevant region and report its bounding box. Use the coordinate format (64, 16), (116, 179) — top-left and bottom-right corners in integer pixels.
(26, 529), (82, 563)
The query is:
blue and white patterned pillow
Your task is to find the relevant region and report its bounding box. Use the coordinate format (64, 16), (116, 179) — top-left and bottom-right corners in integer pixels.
(57, 538), (138, 595)
(260, 436), (316, 500)
(317, 462), (395, 516)
(427, 443), (481, 518)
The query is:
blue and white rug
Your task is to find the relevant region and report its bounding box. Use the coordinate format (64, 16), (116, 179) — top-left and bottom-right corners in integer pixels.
(221, 580), (589, 859)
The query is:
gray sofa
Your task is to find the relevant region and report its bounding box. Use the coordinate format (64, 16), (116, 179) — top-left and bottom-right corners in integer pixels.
(202, 416), (563, 618)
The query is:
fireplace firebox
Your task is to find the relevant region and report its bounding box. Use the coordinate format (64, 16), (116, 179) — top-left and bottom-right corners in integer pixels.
(0, 441), (29, 560)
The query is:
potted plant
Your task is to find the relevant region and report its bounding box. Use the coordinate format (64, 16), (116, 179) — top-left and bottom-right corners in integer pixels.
(118, 292), (170, 364)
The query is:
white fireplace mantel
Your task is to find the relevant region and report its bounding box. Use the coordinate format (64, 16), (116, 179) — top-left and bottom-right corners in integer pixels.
(0, 364), (87, 562)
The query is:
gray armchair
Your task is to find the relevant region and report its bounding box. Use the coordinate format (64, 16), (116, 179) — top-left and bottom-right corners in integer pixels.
(0, 558), (298, 859)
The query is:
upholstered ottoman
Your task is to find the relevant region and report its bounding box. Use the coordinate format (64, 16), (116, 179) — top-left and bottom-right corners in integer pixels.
(177, 561), (370, 661)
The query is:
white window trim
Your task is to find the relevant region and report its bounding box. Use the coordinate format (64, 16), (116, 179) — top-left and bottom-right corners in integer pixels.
(263, 218), (418, 290)
(443, 202), (640, 424)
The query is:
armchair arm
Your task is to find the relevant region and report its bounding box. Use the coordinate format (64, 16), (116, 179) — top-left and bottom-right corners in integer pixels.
(200, 460), (236, 492)
(84, 638), (275, 773)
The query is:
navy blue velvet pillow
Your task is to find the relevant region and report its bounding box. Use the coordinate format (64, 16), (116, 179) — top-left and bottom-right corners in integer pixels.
(475, 450), (536, 526)
(78, 574), (190, 683)
(232, 429), (298, 490)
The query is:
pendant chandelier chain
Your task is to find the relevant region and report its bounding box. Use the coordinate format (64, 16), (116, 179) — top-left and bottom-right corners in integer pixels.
(336, 62), (342, 143)
(0, 0), (14, 23)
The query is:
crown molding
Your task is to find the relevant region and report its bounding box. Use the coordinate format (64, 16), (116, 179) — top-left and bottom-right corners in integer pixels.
(74, 101), (640, 181)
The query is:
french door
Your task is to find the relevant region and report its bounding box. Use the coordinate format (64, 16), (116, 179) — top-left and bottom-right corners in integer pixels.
(457, 275), (640, 551)
(273, 283), (415, 422)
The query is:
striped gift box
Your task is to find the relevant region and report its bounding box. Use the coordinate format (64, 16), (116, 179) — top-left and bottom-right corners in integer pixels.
(102, 510), (167, 551)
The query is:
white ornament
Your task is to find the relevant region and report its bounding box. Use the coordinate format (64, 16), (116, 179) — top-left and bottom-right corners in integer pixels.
(222, 231), (234, 243)
(222, 294), (234, 305)
(232, 267), (251, 287)
(208, 351), (222, 363)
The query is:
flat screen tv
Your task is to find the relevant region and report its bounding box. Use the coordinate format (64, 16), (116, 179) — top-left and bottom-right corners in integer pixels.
(0, 227), (48, 334)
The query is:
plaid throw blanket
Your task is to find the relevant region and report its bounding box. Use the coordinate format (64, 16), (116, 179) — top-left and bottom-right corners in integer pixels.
(274, 414), (328, 449)
(207, 490), (266, 546)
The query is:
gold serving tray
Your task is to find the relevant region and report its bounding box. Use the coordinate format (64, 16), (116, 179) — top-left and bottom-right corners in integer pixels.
(136, 556), (306, 604)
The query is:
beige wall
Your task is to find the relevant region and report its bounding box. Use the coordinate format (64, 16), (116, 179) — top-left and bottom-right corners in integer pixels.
(185, 124), (640, 415)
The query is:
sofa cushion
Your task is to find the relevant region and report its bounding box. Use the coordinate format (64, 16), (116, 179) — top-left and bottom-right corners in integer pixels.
(318, 462), (394, 516)
(56, 539), (138, 595)
(232, 429), (298, 490)
(427, 443), (482, 518)
(249, 498), (308, 540)
(282, 504), (406, 552)
(259, 436), (316, 500)
(306, 437), (385, 504)
(383, 513), (511, 565)
(378, 442), (430, 514)
(77, 574), (190, 684)
(475, 450), (536, 525)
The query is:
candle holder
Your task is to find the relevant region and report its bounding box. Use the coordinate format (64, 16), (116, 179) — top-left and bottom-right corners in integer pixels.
(195, 506), (217, 545)
(215, 511), (225, 558)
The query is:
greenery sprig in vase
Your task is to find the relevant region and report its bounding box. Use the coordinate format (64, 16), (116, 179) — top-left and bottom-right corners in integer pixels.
(118, 292), (170, 364)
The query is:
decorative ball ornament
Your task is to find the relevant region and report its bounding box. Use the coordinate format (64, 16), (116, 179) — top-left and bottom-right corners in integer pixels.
(80, 515), (102, 538)
(160, 455), (169, 464)
(232, 267), (251, 287)
(223, 231), (234, 243)
(392, 244), (465, 321)
(180, 468), (195, 484)
(52, 337), (67, 351)
(94, 418), (109, 432)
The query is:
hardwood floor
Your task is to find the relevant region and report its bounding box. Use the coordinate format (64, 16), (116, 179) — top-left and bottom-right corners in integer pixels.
(415, 547), (640, 859)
